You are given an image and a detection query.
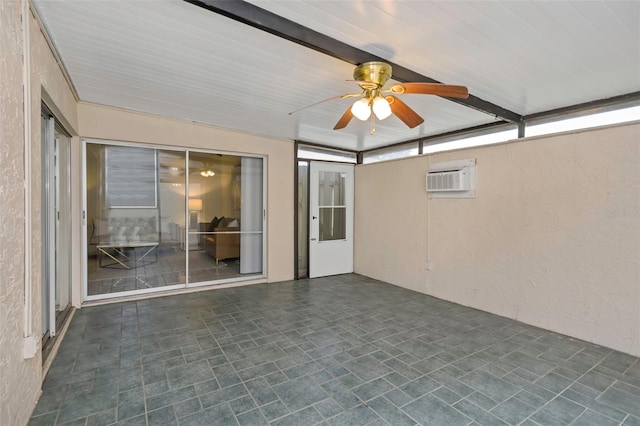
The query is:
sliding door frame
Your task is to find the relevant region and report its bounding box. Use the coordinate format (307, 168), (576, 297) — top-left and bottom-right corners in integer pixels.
(81, 140), (187, 302)
(185, 149), (267, 289)
(81, 138), (267, 302)
(41, 105), (73, 362)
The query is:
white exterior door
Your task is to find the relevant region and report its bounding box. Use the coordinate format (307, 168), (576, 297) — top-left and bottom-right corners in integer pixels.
(309, 162), (354, 278)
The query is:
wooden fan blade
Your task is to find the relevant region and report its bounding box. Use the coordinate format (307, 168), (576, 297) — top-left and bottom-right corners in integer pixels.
(386, 96), (424, 128)
(333, 107), (354, 130)
(390, 83), (469, 99)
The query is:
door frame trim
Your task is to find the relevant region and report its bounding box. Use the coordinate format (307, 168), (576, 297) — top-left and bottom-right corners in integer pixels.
(308, 161), (355, 278)
(294, 146), (357, 279)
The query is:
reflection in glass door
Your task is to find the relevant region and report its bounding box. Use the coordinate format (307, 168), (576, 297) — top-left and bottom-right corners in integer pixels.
(188, 152), (264, 285)
(84, 141), (265, 300)
(85, 144), (187, 297)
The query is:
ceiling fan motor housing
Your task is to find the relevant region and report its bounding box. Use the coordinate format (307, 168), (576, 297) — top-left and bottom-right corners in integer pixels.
(354, 61), (393, 88)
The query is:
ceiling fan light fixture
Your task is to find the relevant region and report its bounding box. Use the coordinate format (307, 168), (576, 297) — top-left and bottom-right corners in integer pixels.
(351, 98), (371, 121)
(372, 96), (392, 120)
(200, 169), (215, 177)
(298, 60), (468, 133)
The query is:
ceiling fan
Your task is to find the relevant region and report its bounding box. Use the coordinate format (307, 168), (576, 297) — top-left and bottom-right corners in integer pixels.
(291, 61), (469, 134)
(165, 161), (217, 178)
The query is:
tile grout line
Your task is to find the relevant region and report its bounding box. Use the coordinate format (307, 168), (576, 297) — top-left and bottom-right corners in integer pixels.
(53, 320), (88, 426)
(517, 346), (622, 426)
(385, 329), (583, 425)
(253, 324), (370, 425)
(621, 358), (639, 376)
(135, 301), (151, 426)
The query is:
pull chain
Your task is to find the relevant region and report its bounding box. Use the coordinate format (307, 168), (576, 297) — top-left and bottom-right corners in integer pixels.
(370, 109), (376, 135)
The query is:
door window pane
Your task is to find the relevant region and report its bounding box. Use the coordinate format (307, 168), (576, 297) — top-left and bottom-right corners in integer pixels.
(319, 206), (346, 241)
(318, 171), (345, 206)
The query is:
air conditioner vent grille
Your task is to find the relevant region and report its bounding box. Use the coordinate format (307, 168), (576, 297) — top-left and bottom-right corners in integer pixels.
(427, 168), (470, 192)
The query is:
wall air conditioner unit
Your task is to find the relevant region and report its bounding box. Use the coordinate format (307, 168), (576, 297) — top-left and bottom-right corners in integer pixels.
(427, 168), (470, 192)
(426, 158), (476, 198)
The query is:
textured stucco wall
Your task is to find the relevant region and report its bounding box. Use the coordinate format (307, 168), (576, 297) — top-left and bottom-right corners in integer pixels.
(77, 102), (294, 290)
(28, 5), (80, 314)
(355, 123), (640, 356)
(30, 0), (80, 310)
(0, 2), (40, 424)
(0, 4), (78, 424)
(354, 157), (429, 293)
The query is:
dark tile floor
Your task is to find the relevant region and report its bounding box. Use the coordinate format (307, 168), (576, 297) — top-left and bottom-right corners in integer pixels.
(30, 274), (640, 425)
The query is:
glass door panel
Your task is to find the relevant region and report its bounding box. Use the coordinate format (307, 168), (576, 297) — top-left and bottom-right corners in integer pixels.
(84, 141), (265, 300)
(41, 112), (72, 362)
(85, 143), (186, 297)
(188, 152), (264, 284)
(157, 150), (188, 287)
(54, 127), (71, 323)
(297, 161), (309, 278)
(41, 113), (53, 339)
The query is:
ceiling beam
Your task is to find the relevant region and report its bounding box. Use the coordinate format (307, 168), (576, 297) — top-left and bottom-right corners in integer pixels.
(184, 0), (523, 124)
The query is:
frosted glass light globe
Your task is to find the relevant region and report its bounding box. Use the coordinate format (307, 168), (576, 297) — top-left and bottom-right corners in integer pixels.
(372, 96), (392, 120)
(351, 98), (371, 121)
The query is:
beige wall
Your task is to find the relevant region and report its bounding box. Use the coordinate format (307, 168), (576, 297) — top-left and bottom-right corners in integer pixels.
(354, 157), (430, 293)
(77, 102), (295, 292)
(355, 123), (640, 356)
(1, 4), (78, 425)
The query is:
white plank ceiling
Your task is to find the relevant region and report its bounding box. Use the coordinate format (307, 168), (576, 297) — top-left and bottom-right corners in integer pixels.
(32, 0), (640, 151)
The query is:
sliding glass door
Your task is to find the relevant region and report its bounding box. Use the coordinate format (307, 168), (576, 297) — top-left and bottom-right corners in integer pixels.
(41, 111), (72, 359)
(84, 140), (265, 300)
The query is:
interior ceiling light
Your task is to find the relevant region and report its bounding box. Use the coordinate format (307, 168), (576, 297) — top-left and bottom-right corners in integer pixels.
(200, 169), (215, 177)
(290, 61), (469, 135)
(168, 166), (180, 175)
